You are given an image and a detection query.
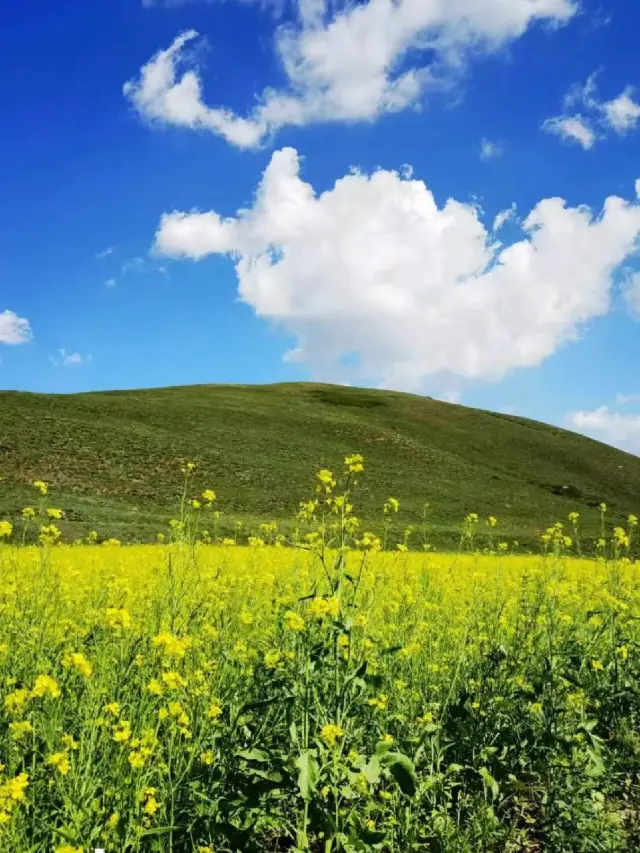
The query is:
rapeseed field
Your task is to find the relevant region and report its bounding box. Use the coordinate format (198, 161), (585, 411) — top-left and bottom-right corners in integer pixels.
(1, 457), (639, 852)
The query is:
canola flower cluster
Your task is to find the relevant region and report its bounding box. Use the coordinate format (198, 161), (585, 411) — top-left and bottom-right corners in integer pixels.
(0, 460), (639, 852)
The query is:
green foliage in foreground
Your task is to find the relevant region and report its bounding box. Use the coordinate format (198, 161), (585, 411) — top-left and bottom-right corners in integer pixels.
(1, 381), (639, 548)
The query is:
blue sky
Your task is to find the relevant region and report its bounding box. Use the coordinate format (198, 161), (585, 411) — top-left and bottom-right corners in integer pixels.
(1, 0), (640, 453)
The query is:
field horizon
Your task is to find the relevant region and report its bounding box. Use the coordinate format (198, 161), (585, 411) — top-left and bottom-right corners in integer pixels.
(1, 381), (639, 550)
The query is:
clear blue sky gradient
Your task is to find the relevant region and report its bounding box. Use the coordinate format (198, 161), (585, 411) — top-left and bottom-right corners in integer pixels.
(1, 0), (639, 448)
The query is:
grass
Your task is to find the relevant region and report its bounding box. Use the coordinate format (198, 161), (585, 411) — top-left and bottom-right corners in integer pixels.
(1, 381), (639, 549)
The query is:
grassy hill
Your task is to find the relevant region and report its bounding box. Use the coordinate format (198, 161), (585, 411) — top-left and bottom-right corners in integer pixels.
(1, 382), (639, 549)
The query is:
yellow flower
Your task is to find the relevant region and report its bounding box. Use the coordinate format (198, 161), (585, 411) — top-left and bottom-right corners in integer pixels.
(112, 720), (132, 742)
(344, 454), (364, 473)
(1, 772), (28, 802)
(144, 795), (161, 816)
(55, 846), (83, 853)
(31, 674), (61, 699)
(46, 508), (64, 519)
(4, 688), (30, 714)
(105, 607), (131, 629)
(283, 610), (305, 632)
(162, 671), (186, 691)
(190, 499), (202, 510)
(33, 480), (48, 495)
(320, 723), (344, 748)
(264, 649), (281, 669)
(104, 702), (121, 717)
(21, 507), (36, 519)
(61, 734), (79, 751)
(591, 659), (604, 672)
(62, 651), (93, 679)
(207, 703), (223, 721)
(200, 751), (215, 765)
(9, 721), (33, 740)
(202, 489), (216, 503)
(47, 752), (71, 775)
(147, 679), (164, 696)
(152, 632), (192, 658)
(0, 521), (13, 539)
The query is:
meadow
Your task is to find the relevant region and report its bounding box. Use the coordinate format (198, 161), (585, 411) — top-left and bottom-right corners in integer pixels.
(1, 456), (640, 852)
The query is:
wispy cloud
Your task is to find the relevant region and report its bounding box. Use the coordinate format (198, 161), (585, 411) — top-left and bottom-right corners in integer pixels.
(479, 139), (502, 160)
(96, 247), (114, 259)
(49, 348), (91, 368)
(567, 406), (640, 456)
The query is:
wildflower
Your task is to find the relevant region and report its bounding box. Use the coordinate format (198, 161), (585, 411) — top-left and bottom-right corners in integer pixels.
(46, 508), (64, 519)
(202, 489), (216, 503)
(33, 480), (48, 495)
(147, 679), (164, 696)
(182, 461), (197, 473)
(152, 632), (192, 658)
(591, 659), (604, 672)
(200, 751), (215, 765)
(617, 645), (629, 661)
(600, 503), (608, 513)
(367, 695), (388, 711)
(320, 723), (344, 748)
(416, 711), (434, 725)
(105, 607), (131, 630)
(112, 720), (132, 742)
(487, 516), (498, 528)
(47, 752), (71, 775)
(104, 702), (121, 717)
(629, 514), (638, 528)
(568, 511), (580, 523)
(62, 651), (93, 679)
(190, 499), (201, 510)
(316, 469), (336, 494)
(2, 772), (28, 802)
(4, 688), (30, 714)
(283, 610), (305, 632)
(9, 721), (33, 740)
(0, 521), (13, 539)
(61, 734), (79, 751)
(264, 649), (281, 669)
(144, 795), (161, 816)
(384, 497), (400, 515)
(207, 703), (223, 721)
(345, 454), (364, 473)
(31, 674), (61, 699)
(55, 846), (83, 853)
(21, 507), (36, 519)
(162, 671), (186, 691)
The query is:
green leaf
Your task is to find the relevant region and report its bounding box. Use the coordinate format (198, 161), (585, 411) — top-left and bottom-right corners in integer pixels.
(380, 751), (417, 797)
(478, 766), (500, 800)
(362, 755), (381, 785)
(236, 748), (270, 762)
(139, 826), (180, 838)
(296, 750), (319, 801)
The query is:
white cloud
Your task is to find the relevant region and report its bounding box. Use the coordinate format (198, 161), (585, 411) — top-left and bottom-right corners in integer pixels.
(121, 256), (146, 275)
(49, 348), (91, 368)
(492, 203), (517, 232)
(568, 406), (640, 455)
(96, 247), (114, 259)
(105, 278), (117, 288)
(125, 0), (577, 148)
(154, 147), (640, 389)
(545, 74), (640, 148)
(616, 392), (640, 406)
(603, 88), (640, 134)
(0, 310), (32, 345)
(542, 114), (596, 149)
(480, 138), (502, 160)
(624, 271), (640, 318)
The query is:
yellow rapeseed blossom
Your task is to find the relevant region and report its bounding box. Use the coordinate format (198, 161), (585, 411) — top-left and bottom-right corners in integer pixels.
(0, 521), (13, 539)
(31, 674), (61, 699)
(320, 724), (344, 748)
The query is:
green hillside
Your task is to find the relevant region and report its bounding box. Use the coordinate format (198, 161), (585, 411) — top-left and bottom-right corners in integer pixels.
(1, 382), (638, 549)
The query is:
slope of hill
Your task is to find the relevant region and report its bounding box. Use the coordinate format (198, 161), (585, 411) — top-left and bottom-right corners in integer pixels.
(1, 382), (638, 548)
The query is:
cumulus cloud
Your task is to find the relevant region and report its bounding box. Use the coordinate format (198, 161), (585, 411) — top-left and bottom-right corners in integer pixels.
(544, 73), (640, 148)
(154, 147), (640, 388)
(125, 0), (577, 148)
(49, 348), (91, 368)
(0, 310), (32, 345)
(567, 407), (640, 456)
